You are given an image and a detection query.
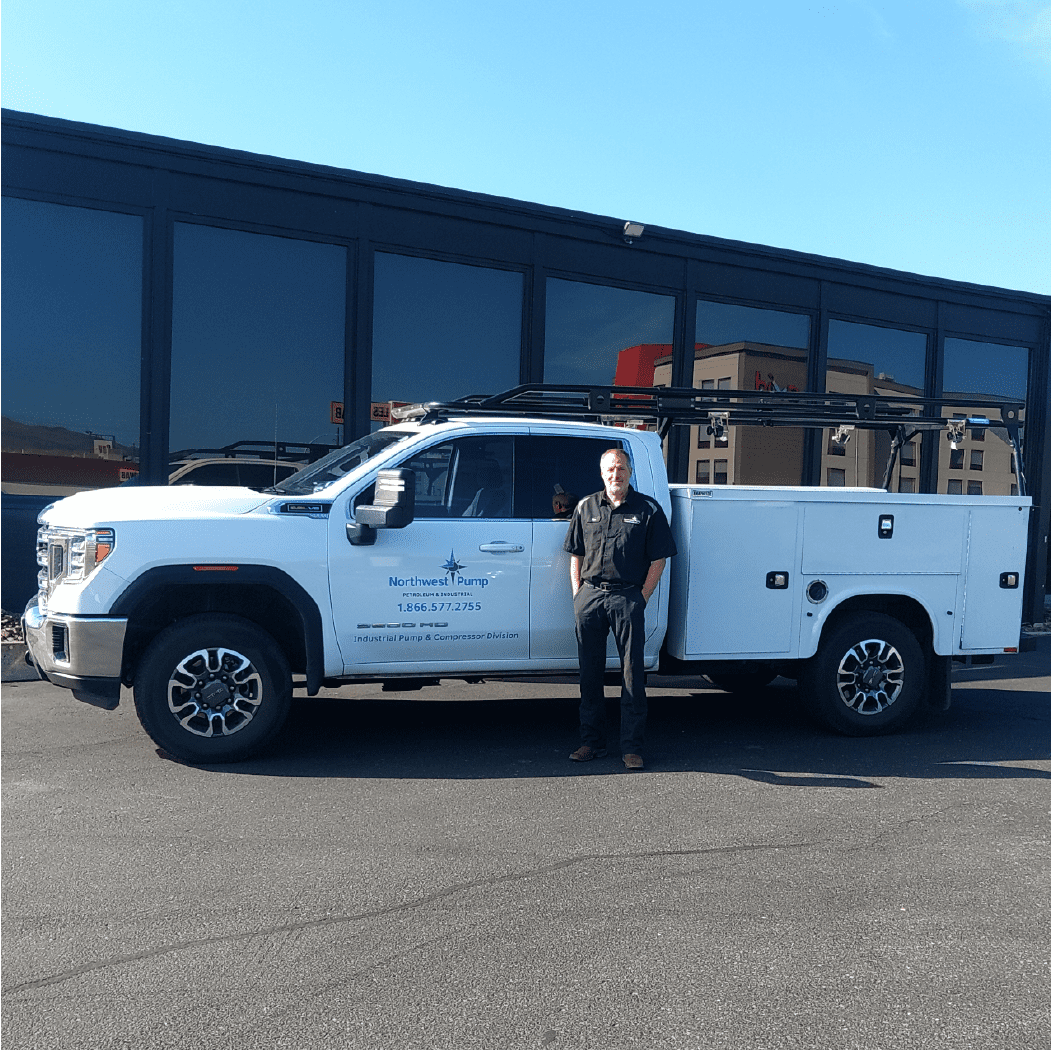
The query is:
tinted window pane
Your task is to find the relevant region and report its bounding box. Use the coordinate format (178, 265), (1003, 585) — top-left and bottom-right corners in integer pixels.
(938, 337), (1028, 496)
(545, 278), (674, 387)
(828, 319), (926, 392)
(696, 301), (810, 350)
(171, 224), (346, 457)
(826, 320), (927, 491)
(372, 253), (522, 408)
(361, 437), (514, 519)
(944, 338), (1028, 400)
(516, 435), (622, 519)
(1, 198), (142, 496)
(661, 299), (811, 485)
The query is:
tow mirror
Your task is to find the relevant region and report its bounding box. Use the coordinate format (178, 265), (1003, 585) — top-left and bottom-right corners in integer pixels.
(347, 469), (416, 546)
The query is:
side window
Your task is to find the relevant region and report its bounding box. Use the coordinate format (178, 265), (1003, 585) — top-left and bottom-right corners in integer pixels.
(403, 442), (457, 517)
(352, 436), (514, 519)
(447, 437), (513, 518)
(517, 436), (622, 519)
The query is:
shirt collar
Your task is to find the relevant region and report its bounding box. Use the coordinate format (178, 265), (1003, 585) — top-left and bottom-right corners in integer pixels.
(600, 486), (635, 509)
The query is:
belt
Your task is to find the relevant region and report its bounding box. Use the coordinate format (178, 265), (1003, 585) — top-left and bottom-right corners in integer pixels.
(585, 580), (637, 591)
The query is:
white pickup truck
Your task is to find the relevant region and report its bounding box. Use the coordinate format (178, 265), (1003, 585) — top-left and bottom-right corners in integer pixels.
(24, 385), (1031, 763)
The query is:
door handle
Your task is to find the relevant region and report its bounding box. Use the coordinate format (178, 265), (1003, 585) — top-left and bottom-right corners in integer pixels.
(479, 542), (524, 552)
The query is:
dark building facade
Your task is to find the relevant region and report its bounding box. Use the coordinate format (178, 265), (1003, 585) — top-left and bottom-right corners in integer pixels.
(3, 109), (1050, 618)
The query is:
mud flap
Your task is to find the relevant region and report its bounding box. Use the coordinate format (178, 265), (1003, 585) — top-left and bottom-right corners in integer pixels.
(926, 654), (952, 712)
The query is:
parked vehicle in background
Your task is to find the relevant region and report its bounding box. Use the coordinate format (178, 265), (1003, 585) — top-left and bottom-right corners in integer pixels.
(166, 458), (301, 489)
(157, 440), (339, 489)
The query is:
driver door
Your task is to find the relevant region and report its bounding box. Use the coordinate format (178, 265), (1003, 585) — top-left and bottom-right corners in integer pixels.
(330, 435), (531, 669)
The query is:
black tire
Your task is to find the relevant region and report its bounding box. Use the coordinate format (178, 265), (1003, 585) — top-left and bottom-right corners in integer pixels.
(134, 614), (291, 762)
(705, 669), (777, 694)
(801, 613), (924, 736)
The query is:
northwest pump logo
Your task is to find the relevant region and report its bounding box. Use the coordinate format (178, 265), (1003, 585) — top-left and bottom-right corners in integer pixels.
(387, 551), (490, 588)
(442, 551), (465, 583)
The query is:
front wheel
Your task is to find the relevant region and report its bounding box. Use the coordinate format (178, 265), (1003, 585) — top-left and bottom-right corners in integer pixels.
(801, 613), (924, 736)
(134, 614), (291, 762)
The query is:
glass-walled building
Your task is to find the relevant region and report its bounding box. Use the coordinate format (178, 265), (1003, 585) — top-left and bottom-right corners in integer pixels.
(2, 109), (1049, 618)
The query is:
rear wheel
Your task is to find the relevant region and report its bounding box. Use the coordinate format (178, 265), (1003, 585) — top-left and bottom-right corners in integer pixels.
(801, 613), (924, 736)
(134, 614), (291, 762)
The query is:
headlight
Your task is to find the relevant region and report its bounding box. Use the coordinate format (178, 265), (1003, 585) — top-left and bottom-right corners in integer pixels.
(69, 527), (115, 579)
(37, 526), (116, 590)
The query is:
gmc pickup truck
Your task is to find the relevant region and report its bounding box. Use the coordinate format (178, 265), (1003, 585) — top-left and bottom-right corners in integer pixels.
(24, 384), (1030, 763)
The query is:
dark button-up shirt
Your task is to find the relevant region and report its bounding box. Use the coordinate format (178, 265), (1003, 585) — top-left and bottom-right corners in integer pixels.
(563, 486), (677, 587)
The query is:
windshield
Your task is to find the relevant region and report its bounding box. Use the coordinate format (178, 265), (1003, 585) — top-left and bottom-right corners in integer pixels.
(268, 429), (413, 494)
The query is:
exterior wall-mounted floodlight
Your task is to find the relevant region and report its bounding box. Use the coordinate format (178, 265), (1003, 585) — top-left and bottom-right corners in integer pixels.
(622, 221), (645, 244)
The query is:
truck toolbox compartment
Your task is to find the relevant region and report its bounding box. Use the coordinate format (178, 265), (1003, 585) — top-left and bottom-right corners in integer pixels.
(667, 489), (802, 660)
(801, 502), (965, 575)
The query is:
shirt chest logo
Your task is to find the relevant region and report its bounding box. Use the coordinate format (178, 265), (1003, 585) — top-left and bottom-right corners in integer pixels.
(622, 515), (641, 524)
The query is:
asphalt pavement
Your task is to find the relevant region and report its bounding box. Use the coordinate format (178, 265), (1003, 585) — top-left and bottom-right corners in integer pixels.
(3, 643), (1050, 1050)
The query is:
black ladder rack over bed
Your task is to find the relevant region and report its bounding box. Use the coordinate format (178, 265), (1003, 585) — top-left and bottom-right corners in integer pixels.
(391, 383), (1026, 495)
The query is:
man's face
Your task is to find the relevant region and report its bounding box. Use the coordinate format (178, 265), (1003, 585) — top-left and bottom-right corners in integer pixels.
(600, 452), (630, 498)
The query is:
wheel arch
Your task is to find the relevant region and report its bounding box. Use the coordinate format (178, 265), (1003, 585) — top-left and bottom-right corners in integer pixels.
(110, 565), (324, 694)
(809, 592), (937, 657)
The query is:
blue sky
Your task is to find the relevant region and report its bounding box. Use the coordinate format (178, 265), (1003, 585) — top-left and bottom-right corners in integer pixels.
(3, 0), (1049, 294)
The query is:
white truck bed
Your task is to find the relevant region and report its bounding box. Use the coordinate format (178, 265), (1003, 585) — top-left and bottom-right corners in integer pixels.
(666, 485), (1030, 662)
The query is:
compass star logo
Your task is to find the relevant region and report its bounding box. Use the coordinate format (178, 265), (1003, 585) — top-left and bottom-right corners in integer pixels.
(441, 551), (465, 584)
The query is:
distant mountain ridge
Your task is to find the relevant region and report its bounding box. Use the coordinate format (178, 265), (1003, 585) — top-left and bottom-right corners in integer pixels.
(1, 417), (138, 459)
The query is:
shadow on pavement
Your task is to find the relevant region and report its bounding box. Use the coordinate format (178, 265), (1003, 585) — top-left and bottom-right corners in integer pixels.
(187, 639), (1051, 784)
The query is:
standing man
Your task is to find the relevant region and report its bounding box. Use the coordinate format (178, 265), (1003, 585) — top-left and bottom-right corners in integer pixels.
(563, 447), (676, 770)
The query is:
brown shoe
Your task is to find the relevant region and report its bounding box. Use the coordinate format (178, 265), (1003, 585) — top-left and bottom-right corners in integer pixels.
(569, 744), (607, 762)
(623, 753), (644, 770)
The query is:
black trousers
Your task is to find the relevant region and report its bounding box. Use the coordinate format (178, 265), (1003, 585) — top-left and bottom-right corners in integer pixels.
(574, 583), (647, 754)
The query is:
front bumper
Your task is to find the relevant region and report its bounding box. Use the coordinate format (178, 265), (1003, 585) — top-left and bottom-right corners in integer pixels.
(22, 600), (128, 709)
